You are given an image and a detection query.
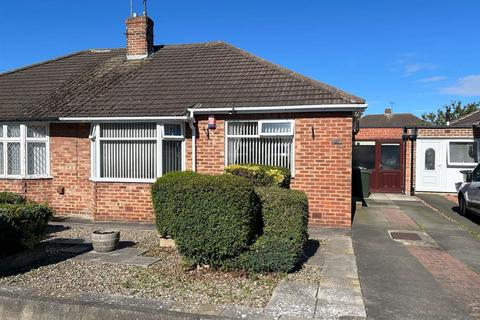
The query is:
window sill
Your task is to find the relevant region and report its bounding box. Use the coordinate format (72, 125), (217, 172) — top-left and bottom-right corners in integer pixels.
(447, 163), (477, 167)
(90, 177), (155, 184)
(0, 176), (53, 180)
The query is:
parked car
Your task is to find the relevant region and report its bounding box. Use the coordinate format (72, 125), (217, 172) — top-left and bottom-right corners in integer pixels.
(458, 164), (480, 216)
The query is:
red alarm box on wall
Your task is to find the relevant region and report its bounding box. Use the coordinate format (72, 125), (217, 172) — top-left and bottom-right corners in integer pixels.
(208, 115), (216, 129)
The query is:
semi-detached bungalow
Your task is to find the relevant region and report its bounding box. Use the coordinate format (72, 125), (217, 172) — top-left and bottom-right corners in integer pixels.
(0, 14), (366, 227)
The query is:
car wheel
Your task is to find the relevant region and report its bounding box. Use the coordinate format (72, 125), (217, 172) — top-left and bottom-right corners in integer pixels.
(459, 195), (468, 216)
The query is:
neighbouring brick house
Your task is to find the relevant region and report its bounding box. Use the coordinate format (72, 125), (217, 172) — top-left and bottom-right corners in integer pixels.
(0, 14), (366, 227)
(355, 108), (480, 195)
(354, 108), (426, 194)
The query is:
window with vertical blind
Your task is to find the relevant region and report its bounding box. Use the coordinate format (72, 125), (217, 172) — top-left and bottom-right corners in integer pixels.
(91, 123), (185, 181)
(0, 124), (49, 178)
(226, 120), (294, 172)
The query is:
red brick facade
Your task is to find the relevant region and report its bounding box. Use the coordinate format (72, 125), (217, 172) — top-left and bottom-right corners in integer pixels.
(355, 127), (404, 140)
(0, 114), (356, 227)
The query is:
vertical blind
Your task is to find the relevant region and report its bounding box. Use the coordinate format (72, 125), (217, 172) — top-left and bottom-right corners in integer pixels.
(227, 121), (293, 171)
(96, 123), (183, 180)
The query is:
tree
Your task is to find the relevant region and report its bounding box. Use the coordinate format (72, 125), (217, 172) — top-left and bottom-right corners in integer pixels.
(421, 101), (480, 125)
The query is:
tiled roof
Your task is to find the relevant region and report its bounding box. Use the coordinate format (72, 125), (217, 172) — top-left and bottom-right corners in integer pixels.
(0, 42), (364, 121)
(451, 109), (480, 126)
(360, 113), (428, 128)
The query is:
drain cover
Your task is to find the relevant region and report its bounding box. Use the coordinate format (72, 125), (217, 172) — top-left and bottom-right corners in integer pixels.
(390, 232), (422, 241)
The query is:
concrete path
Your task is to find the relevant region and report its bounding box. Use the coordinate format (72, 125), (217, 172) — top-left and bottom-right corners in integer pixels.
(353, 197), (480, 319)
(266, 228), (366, 319)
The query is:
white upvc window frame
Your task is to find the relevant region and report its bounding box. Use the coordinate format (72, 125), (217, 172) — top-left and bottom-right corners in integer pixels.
(225, 119), (295, 175)
(0, 123), (50, 179)
(258, 120), (295, 136)
(447, 139), (479, 167)
(90, 122), (186, 183)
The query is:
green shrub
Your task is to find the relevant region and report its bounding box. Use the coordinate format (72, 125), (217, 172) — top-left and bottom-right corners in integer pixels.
(151, 171), (199, 237)
(0, 203), (53, 254)
(152, 171), (258, 267)
(224, 164), (291, 188)
(0, 192), (26, 205)
(226, 187), (309, 273)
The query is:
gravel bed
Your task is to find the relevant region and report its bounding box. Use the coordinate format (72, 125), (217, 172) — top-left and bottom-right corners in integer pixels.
(0, 225), (285, 308)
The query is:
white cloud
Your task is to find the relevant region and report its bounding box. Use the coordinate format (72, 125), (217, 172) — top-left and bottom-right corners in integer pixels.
(442, 75), (480, 96)
(417, 76), (447, 83)
(403, 63), (437, 76)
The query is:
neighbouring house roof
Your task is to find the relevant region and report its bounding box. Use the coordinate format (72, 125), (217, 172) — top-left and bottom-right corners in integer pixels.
(0, 42), (365, 121)
(359, 113), (428, 128)
(450, 109), (480, 126)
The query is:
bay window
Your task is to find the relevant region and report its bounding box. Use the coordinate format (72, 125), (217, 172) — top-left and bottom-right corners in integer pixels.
(0, 124), (49, 178)
(226, 120), (294, 172)
(91, 123), (185, 182)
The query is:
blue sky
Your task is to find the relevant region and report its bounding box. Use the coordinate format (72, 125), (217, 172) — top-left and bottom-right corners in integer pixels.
(1, 0), (479, 115)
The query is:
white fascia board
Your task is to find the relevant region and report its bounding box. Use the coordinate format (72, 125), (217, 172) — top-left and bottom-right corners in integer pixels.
(188, 104), (368, 114)
(58, 116), (189, 123)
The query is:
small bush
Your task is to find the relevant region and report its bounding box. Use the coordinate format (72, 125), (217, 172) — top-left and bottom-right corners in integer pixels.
(0, 192), (26, 205)
(0, 203), (53, 254)
(226, 187), (309, 273)
(151, 171), (199, 237)
(152, 171), (258, 267)
(224, 164), (291, 188)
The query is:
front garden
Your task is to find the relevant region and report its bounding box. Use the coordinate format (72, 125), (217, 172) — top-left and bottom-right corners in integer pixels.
(0, 165), (317, 312)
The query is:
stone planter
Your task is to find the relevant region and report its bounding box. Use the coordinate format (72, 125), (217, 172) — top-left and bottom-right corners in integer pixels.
(91, 230), (120, 253)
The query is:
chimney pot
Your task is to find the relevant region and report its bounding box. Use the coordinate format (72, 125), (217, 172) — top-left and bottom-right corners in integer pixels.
(125, 15), (154, 60)
(385, 108), (392, 115)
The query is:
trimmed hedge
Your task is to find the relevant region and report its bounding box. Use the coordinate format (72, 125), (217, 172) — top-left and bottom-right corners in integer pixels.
(0, 192), (26, 205)
(151, 171), (199, 238)
(226, 187), (309, 273)
(224, 164), (291, 188)
(0, 203), (53, 254)
(152, 171), (258, 267)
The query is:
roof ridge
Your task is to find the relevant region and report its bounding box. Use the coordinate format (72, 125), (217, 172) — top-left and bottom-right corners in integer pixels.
(363, 113), (421, 117)
(219, 42), (365, 104)
(161, 41), (225, 48)
(0, 50), (91, 78)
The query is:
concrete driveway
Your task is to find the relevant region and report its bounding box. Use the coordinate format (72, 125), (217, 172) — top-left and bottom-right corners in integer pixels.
(353, 194), (480, 320)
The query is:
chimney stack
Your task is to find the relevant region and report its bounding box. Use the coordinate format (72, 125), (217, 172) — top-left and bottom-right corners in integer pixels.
(125, 14), (154, 60)
(384, 108), (392, 115)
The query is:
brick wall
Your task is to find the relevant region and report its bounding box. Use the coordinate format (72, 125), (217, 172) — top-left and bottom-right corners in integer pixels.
(0, 115), (355, 227)
(93, 183), (154, 222)
(292, 115), (353, 227)
(49, 123), (94, 214)
(417, 127), (473, 138)
(193, 113), (354, 227)
(0, 124), (94, 214)
(356, 127), (404, 140)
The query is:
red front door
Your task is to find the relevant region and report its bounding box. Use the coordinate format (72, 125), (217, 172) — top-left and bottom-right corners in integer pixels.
(353, 140), (404, 193)
(376, 142), (403, 193)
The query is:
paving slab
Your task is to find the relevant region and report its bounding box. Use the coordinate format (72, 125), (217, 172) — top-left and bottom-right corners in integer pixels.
(221, 305), (275, 319)
(72, 247), (157, 267)
(265, 282), (318, 318)
(315, 299), (366, 319)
